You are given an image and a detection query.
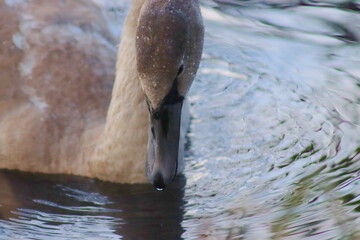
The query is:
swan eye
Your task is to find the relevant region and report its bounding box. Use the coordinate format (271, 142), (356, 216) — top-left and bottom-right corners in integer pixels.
(177, 64), (184, 76)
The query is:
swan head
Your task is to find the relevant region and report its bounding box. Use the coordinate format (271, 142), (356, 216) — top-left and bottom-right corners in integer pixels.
(136, 0), (203, 188)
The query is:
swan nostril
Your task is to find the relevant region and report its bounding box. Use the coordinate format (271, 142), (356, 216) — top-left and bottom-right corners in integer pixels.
(177, 64), (184, 76)
(153, 172), (166, 190)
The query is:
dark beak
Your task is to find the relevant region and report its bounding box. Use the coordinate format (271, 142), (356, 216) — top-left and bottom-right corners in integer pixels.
(146, 101), (183, 189)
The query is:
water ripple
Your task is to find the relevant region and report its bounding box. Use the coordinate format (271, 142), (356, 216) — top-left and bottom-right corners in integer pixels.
(183, 0), (360, 239)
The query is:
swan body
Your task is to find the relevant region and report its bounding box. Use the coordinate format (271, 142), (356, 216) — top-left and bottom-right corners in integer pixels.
(0, 0), (203, 187)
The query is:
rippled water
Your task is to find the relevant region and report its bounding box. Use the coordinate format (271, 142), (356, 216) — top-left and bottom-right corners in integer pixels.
(1, 0), (360, 239)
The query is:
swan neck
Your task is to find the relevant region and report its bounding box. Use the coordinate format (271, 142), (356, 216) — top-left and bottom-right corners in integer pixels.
(88, 0), (149, 183)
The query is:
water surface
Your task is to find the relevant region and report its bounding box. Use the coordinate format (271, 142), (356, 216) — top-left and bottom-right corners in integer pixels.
(1, 0), (360, 239)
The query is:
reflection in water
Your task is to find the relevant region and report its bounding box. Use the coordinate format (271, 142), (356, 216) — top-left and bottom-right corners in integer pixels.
(0, 171), (185, 239)
(1, 0), (360, 239)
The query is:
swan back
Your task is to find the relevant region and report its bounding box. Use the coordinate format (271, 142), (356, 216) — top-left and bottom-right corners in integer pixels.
(0, 0), (116, 173)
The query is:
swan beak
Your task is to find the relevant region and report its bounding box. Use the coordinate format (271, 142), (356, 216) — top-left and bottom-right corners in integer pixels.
(146, 101), (183, 189)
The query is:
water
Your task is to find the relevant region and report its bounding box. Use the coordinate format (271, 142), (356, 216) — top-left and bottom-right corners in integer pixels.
(1, 0), (360, 239)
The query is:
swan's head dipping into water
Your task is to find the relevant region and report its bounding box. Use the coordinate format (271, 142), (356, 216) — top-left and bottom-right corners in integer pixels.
(136, 0), (204, 188)
(0, 0), (203, 188)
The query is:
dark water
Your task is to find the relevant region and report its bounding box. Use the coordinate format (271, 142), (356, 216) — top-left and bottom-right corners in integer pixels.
(1, 0), (360, 239)
(0, 171), (185, 239)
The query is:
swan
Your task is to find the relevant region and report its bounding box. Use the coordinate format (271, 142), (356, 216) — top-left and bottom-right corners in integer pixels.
(0, 0), (204, 188)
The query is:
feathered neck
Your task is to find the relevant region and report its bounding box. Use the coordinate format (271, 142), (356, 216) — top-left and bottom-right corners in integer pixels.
(87, 0), (149, 183)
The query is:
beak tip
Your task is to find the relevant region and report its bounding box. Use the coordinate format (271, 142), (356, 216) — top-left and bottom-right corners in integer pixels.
(152, 172), (167, 189)
(150, 171), (178, 189)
